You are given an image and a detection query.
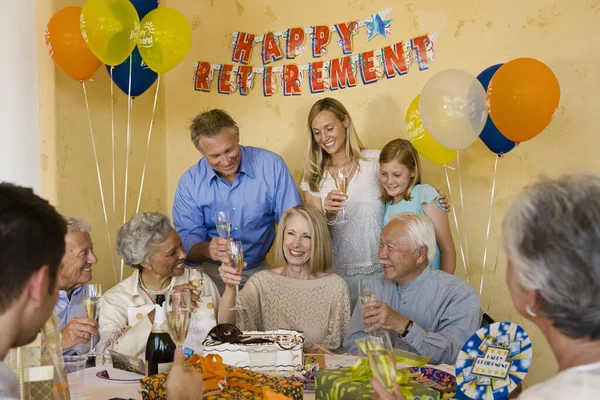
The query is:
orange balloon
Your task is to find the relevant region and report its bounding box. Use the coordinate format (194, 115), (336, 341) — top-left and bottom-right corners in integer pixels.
(46, 7), (102, 81)
(488, 58), (560, 143)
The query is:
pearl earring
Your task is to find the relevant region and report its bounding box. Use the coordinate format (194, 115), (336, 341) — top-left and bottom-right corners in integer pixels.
(525, 304), (537, 318)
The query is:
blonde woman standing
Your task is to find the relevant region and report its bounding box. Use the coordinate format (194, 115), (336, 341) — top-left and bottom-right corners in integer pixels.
(300, 98), (384, 307)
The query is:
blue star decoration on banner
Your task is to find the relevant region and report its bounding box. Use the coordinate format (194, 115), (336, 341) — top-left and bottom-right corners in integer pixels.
(365, 13), (393, 41)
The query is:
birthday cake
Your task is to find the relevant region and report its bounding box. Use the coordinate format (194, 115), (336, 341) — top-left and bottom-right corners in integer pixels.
(202, 329), (304, 372)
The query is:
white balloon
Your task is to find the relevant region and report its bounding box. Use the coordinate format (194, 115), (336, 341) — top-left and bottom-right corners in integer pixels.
(419, 69), (488, 150)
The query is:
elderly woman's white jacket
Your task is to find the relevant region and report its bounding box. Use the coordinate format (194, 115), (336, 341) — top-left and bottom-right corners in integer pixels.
(97, 268), (220, 360)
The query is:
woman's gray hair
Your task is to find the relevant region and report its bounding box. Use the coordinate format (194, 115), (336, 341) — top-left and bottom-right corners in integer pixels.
(503, 173), (600, 340)
(65, 217), (91, 234)
(117, 212), (172, 269)
(387, 212), (437, 264)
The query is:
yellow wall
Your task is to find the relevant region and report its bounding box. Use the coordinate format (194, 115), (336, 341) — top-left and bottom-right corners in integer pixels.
(38, 0), (168, 288)
(163, 0), (600, 386)
(39, 0), (600, 388)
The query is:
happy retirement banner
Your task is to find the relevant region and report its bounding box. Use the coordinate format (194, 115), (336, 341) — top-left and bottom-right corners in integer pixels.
(193, 8), (438, 96)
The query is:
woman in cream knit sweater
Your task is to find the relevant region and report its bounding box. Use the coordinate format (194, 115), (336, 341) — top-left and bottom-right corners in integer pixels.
(218, 204), (351, 352)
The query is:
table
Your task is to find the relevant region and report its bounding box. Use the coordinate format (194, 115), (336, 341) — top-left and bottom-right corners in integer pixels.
(82, 356), (455, 399)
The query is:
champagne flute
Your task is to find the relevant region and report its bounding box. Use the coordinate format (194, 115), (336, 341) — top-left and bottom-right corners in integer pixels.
(365, 331), (397, 391)
(359, 279), (375, 329)
(227, 240), (246, 311)
(166, 291), (192, 348)
(333, 166), (349, 220)
(214, 207), (231, 239)
(188, 268), (205, 296)
(188, 267), (204, 308)
(358, 279), (375, 305)
(83, 283), (102, 357)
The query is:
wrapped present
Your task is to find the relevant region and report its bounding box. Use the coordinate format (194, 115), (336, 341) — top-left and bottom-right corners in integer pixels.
(140, 354), (303, 400)
(315, 360), (442, 400)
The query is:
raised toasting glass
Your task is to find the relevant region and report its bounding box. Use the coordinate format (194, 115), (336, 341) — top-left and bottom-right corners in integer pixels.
(227, 240), (246, 311)
(365, 330), (397, 392)
(214, 207), (231, 239)
(359, 279), (375, 305)
(83, 283), (102, 357)
(188, 267), (205, 301)
(166, 291), (192, 348)
(333, 166), (349, 221)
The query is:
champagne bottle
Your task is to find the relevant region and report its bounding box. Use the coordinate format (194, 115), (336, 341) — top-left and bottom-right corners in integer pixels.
(145, 294), (176, 376)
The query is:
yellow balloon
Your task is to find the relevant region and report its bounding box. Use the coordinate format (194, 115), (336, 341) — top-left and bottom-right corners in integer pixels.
(405, 95), (457, 165)
(138, 8), (192, 74)
(80, 0), (139, 66)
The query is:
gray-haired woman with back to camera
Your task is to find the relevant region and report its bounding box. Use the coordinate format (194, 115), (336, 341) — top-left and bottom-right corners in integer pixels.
(372, 173), (600, 400)
(97, 212), (221, 360)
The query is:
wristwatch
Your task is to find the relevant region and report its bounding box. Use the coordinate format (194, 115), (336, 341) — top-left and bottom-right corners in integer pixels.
(400, 320), (414, 338)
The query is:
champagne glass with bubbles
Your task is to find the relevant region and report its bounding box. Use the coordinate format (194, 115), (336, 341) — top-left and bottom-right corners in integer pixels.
(83, 283), (102, 357)
(227, 240), (246, 311)
(166, 291), (192, 348)
(188, 268), (204, 296)
(188, 267), (205, 307)
(359, 279), (375, 329)
(333, 166), (349, 221)
(214, 207), (231, 239)
(359, 279), (375, 305)
(365, 330), (397, 392)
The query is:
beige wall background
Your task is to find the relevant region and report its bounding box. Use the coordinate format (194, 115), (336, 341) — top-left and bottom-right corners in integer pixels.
(38, 0), (600, 387)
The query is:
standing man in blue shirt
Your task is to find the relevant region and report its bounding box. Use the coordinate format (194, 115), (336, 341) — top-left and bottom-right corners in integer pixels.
(54, 217), (99, 355)
(173, 109), (302, 293)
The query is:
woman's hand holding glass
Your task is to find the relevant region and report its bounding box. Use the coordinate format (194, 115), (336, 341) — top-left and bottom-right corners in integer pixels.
(172, 283), (201, 311)
(218, 256), (248, 288)
(324, 190), (347, 218)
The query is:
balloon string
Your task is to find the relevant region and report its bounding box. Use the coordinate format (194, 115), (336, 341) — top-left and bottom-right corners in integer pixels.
(82, 82), (118, 286)
(486, 153), (515, 312)
(444, 165), (469, 283)
(479, 155), (499, 297)
(122, 55), (133, 282)
(457, 152), (469, 268)
(110, 67), (115, 217)
(136, 75), (161, 214)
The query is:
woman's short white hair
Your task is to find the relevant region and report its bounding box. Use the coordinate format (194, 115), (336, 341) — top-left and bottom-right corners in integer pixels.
(117, 212), (171, 269)
(65, 217), (91, 234)
(503, 173), (600, 340)
(387, 212), (437, 264)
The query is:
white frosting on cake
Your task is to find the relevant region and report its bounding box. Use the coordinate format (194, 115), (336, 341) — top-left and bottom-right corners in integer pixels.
(203, 329), (304, 371)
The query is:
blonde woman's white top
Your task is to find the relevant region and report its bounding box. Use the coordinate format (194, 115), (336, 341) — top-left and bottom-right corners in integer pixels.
(300, 149), (384, 276)
(97, 268), (220, 360)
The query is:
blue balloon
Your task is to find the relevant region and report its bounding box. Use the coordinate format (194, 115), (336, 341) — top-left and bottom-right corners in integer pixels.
(477, 63), (516, 155)
(130, 0), (159, 18)
(107, 47), (158, 97)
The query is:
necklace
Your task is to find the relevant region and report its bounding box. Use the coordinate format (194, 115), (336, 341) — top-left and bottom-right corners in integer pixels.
(138, 273), (173, 295)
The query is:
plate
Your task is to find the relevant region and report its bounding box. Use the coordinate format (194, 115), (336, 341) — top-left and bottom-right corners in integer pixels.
(406, 366), (457, 394)
(455, 322), (532, 399)
(96, 369), (142, 384)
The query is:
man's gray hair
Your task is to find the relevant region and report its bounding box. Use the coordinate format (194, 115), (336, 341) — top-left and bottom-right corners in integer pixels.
(387, 212), (437, 264)
(190, 109), (238, 148)
(65, 217), (91, 234)
(503, 173), (600, 340)
(116, 212), (171, 268)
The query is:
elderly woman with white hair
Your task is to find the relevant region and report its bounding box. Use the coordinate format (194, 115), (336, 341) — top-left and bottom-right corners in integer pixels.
(97, 212), (220, 360)
(500, 173), (600, 398)
(372, 173), (600, 399)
